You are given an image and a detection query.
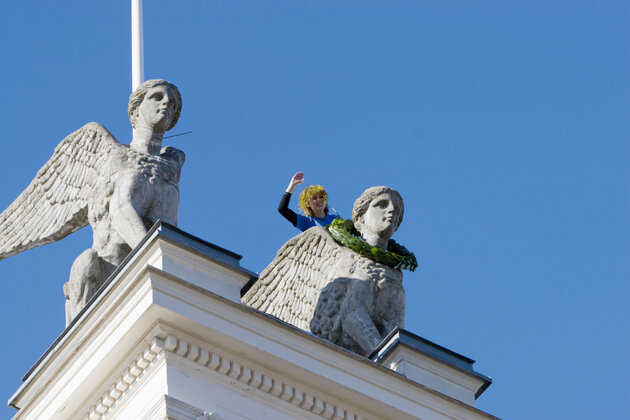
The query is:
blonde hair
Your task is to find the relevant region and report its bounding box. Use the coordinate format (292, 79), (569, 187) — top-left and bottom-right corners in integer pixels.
(299, 185), (328, 217)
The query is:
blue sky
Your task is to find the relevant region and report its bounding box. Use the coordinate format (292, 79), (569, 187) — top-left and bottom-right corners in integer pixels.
(1, 1), (629, 419)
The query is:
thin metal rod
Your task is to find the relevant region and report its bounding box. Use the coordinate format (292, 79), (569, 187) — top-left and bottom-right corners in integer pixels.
(131, 0), (144, 91)
(163, 131), (193, 139)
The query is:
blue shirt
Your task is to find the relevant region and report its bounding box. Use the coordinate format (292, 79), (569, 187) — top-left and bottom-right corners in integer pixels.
(296, 209), (340, 232)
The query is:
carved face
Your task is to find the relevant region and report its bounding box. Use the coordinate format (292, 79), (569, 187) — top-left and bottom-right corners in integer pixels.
(308, 193), (327, 216)
(360, 192), (401, 239)
(137, 85), (178, 132)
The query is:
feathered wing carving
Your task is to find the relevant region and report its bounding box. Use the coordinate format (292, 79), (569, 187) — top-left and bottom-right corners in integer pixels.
(244, 225), (406, 356)
(0, 122), (122, 260)
(243, 227), (344, 331)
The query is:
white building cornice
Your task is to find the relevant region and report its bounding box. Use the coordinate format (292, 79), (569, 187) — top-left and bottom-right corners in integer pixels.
(9, 222), (498, 420)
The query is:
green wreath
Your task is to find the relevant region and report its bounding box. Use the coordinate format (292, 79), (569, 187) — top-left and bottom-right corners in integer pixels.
(326, 218), (418, 272)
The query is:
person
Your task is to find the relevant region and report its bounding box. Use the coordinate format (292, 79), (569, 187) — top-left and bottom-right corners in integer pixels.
(278, 172), (340, 231)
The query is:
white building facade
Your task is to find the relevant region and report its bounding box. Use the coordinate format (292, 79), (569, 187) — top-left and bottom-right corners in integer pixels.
(9, 223), (497, 420)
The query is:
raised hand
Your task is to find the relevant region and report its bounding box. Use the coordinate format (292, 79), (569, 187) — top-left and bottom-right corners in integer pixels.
(286, 171), (305, 193)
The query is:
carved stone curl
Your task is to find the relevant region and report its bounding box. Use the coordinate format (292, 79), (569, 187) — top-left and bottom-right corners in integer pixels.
(0, 79), (184, 325)
(243, 186), (409, 356)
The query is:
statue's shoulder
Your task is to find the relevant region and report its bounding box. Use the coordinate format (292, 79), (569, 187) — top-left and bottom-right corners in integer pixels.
(79, 123), (120, 146)
(82, 121), (110, 133)
(55, 122), (120, 151)
(276, 226), (340, 258)
(302, 225), (334, 240)
(160, 146), (185, 167)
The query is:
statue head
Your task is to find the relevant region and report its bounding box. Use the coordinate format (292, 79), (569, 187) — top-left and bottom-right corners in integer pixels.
(352, 186), (404, 241)
(128, 79), (182, 131)
(299, 185), (329, 217)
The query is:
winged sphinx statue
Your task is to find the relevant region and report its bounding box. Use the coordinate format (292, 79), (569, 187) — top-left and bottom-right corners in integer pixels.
(0, 79), (184, 326)
(243, 186), (418, 356)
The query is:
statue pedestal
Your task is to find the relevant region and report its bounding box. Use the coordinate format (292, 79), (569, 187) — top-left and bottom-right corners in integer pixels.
(9, 223), (497, 420)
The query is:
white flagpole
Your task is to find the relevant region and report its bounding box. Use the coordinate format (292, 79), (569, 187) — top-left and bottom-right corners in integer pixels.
(131, 0), (144, 91)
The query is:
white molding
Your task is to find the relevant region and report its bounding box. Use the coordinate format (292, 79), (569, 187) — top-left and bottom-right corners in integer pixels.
(79, 331), (359, 420)
(82, 338), (164, 419)
(139, 394), (211, 420)
(10, 225), (497, 420)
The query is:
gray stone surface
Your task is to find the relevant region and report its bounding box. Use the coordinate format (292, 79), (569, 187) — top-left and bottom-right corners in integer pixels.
(243, 186), (406, 356)
(0, 79), (184, 325)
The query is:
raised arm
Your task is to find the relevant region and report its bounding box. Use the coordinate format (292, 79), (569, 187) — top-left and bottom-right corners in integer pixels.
(278, 172), (305, 227)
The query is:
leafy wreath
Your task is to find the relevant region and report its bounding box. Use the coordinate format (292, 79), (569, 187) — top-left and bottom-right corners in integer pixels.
(326, 218), (418, 272)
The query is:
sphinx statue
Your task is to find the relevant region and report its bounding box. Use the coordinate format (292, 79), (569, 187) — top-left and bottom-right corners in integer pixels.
(0, 79), (184, 325)
(243, 186), (418, 356)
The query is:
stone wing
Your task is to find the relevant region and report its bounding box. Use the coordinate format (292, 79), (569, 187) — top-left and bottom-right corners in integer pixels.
(243, 227), (343, 331)
(0, 122), (122, 260)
